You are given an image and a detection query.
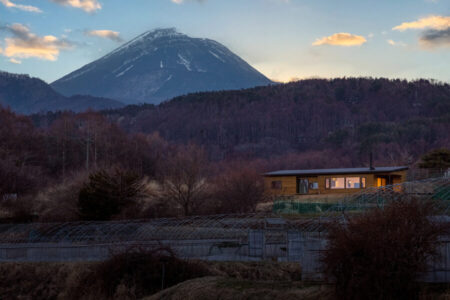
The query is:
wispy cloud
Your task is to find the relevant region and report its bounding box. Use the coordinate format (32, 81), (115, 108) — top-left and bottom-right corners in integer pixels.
(0, 0), (42, 13)
(85, 30), (123, 42)
(0, 24), (73, 61)
(49, 0), (101, 13)
(387, 39), (407, 47)
(9, 58), (21, 64)
(393, 15), (450, 31)
(312, 33), (367, 47)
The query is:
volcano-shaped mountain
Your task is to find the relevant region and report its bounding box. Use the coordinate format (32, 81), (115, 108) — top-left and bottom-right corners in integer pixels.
(51, 28), (272, 104)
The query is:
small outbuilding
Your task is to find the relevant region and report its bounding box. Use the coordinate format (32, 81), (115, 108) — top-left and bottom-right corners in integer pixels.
(264, 166), (408, 197)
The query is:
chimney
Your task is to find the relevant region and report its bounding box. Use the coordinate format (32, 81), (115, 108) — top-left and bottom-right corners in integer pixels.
(370, 152), (375, 170)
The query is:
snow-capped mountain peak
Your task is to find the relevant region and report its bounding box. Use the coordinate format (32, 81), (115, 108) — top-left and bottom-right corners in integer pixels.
(51, 28), (272, 105)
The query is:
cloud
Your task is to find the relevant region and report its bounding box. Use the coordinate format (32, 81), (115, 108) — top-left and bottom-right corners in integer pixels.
(49, 0), (101, 13)
(0, 0), (42, 13)
(420, 28), (450, 48)
(387, 39), (407, 47)
(0, 23), (73, 61)
(393, 15), (450, 31)
(9, 58), (21, 64)
(312, 33), (367, 47)
(393, 15), (450, 49)
(85, 30), (123, 42)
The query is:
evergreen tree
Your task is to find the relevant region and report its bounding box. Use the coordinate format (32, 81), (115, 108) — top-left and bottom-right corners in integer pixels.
(419, 148), (450, 170)
(78, 169), (143, 220)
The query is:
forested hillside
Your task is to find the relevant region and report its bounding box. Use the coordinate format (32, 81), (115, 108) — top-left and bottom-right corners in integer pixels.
(101, 77), (450, 163)
(2, 77), (450, 222)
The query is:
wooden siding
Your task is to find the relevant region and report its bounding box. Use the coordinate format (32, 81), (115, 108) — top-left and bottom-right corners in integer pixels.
(265, 170), (407, 197)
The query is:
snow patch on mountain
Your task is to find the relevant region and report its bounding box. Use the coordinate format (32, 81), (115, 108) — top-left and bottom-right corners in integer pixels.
(104, 28), (181, 60)
(209, 51), (225, 63)
(60, 65), (96, 82)
(116, 65), (134, 77)
(177, 54), (192, 71)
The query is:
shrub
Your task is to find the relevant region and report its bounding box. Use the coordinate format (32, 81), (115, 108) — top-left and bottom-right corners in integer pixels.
(322, 198), (443, 300)
(213, 165), (266, 214)
(34, 171), (89, 222)
(73, 247), (209, 299)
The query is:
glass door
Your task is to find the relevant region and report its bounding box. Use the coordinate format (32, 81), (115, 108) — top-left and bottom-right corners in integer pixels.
(376, 177), (387, 187)
(297, 178), (309, 194)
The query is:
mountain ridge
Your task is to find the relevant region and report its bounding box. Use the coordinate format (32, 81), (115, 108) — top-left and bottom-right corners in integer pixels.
(0, 70), (124, 114)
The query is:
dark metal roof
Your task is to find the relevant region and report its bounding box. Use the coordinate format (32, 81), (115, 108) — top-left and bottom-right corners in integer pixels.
(264, 166), (408, 177)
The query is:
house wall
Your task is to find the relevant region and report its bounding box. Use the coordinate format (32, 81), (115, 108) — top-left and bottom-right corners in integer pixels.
(265, 170), (407, 197)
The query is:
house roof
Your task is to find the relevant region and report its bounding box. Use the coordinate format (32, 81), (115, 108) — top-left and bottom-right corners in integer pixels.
(264, 166), (408, 177)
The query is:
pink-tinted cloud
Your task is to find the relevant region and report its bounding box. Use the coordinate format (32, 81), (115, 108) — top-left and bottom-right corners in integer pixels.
(0, 24), (73, 61)
(0, 0), (41, 13)
(50, 0), (101, 13)
(313, 33), (367, 47)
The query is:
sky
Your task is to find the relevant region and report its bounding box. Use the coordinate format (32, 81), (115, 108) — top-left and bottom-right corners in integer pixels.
(0, 0), (449, 83)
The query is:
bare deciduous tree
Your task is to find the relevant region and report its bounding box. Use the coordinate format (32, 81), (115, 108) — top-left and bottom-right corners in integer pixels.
(160, 144), (209, 216)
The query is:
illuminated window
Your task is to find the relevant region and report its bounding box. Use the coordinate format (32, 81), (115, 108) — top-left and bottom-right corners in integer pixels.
(271, 181), (282, 189)
(346, 177), (361, 189)
(326, 177), (366, 189)
(330, 177), (345, 189)
(377, 177), (387, 187)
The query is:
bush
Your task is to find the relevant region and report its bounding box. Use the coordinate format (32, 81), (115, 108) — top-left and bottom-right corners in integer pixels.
(322, 198), (443, 300)
(213, 165), (266, 214)
(72, 248), (209, 299)
(34, 171), (89, 222)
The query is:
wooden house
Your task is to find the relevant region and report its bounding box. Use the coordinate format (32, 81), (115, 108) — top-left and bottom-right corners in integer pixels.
(264, 166), (408, 198)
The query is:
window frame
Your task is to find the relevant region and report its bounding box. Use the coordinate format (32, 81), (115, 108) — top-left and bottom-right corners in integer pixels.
(346, 177), (362, 189)
(309, 182), (319, 190)
(328, 177), (346, 189)
(325, 176), (367, 190)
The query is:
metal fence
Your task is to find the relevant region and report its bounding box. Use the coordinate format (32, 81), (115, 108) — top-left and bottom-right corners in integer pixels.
(0, 177), (449, 281)
(0, 214), (308, 262)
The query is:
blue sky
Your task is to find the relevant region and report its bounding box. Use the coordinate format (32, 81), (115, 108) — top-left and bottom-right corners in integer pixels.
(0, 0), (449, 83)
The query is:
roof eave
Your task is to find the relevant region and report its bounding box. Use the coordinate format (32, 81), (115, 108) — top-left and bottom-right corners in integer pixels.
(264, 167), (409, 177)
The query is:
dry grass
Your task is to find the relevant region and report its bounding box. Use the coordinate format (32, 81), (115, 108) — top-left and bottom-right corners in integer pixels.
(145, 276), (334, 300)
(0, 262), (95, 300)
(0, 261), (448, 300)
(0, 261), (302, 300)
(203, 261), (301, 281)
